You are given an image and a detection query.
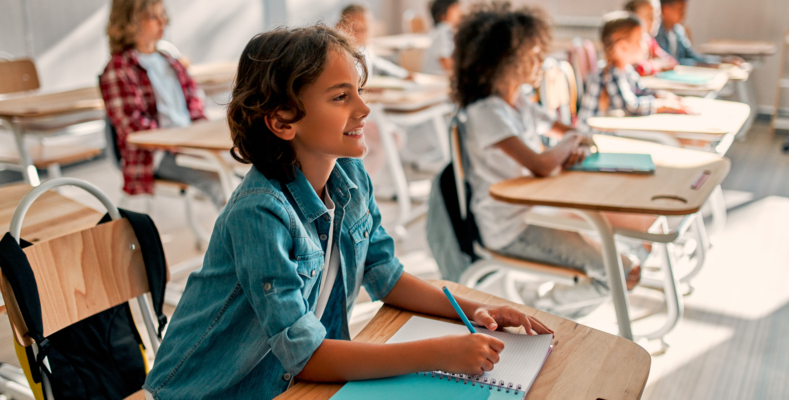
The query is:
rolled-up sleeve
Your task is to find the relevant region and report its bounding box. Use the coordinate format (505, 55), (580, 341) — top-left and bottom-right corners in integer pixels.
(361, 179), (404, 301)
(227, 195), (326, 376)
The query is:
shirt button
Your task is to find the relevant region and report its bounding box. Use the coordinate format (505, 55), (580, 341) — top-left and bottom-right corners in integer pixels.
(364, 231), (368, 238)
(324, 215), (330, 221)
(319, 234), (328, 241)
(283, 373), (291, 381)
(310, 270), (316, 277)
(264, 283), (271, 291)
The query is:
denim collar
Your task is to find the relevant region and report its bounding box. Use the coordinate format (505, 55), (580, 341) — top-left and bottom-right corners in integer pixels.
(286, 161), (358, 223)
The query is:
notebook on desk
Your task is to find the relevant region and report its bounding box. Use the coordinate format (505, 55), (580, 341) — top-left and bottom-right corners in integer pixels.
(568, 153), (656, 174)
(330, 317), (554, 400)
(656, 70), (713, 85)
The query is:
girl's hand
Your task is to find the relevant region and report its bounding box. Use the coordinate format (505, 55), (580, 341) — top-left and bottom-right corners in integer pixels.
(562, 146), (588, 168)
(472, 305), (554, 336)
(430, 334), (504, 376)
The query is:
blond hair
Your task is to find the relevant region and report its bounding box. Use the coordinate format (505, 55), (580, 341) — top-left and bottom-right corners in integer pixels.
(106, 0), (167, 54)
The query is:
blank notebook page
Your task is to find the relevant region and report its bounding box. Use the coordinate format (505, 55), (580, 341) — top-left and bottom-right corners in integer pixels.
(386, 316), (553, 390)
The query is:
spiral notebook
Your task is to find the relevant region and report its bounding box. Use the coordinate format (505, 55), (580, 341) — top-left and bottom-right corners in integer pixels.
(330, 317), (553, 400)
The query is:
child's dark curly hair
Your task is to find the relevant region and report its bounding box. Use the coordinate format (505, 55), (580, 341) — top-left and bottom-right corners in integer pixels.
(451, 2), (551, 108)
(227, 24), (367, 182)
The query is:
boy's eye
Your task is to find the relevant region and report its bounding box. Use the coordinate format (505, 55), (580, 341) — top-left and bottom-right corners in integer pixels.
(333, 93), (348, 101)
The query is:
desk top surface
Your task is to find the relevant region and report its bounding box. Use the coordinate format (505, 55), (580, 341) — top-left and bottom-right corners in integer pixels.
(587, 97), (750, 136)
(128, 119), (233, 151)
(370, 33), (431, 51)
(188, 61), (237, 93)
(640, 68), (730, 94)
(0, 87), (103, 119)
(275, 280), (651, 400)
(0, 183), (102, 243)
(697, 40), (778, 56)
(489, 134), (730, 215)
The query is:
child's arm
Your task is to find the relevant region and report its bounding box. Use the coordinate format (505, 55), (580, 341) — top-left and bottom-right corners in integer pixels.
(495, 134), (588, 177)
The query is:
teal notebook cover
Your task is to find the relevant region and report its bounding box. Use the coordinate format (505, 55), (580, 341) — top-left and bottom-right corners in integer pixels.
(331, 373), (525, 400)
(656, 70), (712, 85)
(569, 153), (655, 174)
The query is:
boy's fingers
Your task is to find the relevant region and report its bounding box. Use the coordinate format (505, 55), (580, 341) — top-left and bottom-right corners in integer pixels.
(478, 310), (498, 330)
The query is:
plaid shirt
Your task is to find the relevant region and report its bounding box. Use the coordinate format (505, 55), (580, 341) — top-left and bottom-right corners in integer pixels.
(99, 48), (205, 195)
(576, 64), (656, 133)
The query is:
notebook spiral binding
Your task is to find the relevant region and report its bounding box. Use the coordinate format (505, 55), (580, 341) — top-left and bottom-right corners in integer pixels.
(418, 371), (524, 397)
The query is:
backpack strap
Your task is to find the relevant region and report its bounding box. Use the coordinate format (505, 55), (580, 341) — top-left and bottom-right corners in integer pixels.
(98, 209), (168, 338)
(0, 233), (51, 383)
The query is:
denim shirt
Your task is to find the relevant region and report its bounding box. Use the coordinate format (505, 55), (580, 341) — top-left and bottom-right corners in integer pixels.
(144, 158), (404, 399)
(655, 24), (721, 66)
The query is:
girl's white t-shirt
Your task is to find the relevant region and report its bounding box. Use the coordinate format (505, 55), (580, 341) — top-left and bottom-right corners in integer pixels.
(464, 86), (556, 250)
(314, 190), (341, 319)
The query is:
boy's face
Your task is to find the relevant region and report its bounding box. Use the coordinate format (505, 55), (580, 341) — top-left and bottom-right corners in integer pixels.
(635, 3), (655, 33)
(339, 11), (370, 47)
(444, 3), (462, 27)
(288, 50), (370, 164)
(613, 26), (647, 65)
(661, 1), (686, 26)
(136, 2), (167, 46)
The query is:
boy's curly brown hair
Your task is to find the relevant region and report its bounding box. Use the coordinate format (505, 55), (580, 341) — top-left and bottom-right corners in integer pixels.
(106, 0), (166, 54)
(451, 2), (552, 108)
(227, 24), (368, 182)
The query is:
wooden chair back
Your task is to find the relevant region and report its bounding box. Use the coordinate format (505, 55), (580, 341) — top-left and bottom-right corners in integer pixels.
(449, 122), (468, 219)
(0, 219), (150, 346)
(0, 58), (40, 95)
(402, 10), (427, 33)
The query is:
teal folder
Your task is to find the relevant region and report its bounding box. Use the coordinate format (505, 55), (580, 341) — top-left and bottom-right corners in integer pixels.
(656, 70), (713, 85)
(568, 153), (656, 174)
(331, 373), (525, 400)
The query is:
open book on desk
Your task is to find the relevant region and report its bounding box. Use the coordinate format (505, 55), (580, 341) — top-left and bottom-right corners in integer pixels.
(330, 316), (553, 400)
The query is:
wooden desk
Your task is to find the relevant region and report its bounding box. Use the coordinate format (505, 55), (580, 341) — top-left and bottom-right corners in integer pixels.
(0, 87), (105, 186)
(489, 135), (729, 340)
(587, 97), (750, 139)
(640, 69), (729, 97)
(370, 33), (431, 52)
(697, 40), (777, 57)
(128, 120), (237, 202)
(188, 61), (237, 97)
(275, 280), (651, 400)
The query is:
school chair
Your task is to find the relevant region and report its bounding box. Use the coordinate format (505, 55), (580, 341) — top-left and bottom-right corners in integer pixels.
(539, 58), (575, 126)
(0, 177), (167, 399)
(448, 112), (709, 349)
(103, 118), (210, 249)
(0, 59), (103, 185)
(402, 10), (427, 34)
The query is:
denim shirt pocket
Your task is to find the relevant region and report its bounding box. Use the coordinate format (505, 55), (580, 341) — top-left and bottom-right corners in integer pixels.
(349, 211), (373, 270)
(296, 252), (324, 300)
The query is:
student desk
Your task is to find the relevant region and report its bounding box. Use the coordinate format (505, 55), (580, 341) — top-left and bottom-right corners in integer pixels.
(370, 33), (431, 52)
(274, 280), (651, 400)
(0, 87), (105, 186)
(0, 182), (104, 313)
(586, 97), (750, 155)
(640, 69), (729, 98)
(188, 61), (237, 97)
(697, 40), (777, 58)
(487, 135), (729, 341)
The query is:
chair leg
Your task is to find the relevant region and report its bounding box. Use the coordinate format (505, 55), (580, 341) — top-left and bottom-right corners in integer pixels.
(183, 187), (210, 249)
(636, 240), (684, 345)
(709, 185), (727, 235)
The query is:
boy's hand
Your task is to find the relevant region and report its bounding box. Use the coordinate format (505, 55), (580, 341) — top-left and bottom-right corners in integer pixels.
(432, 334), (504, 375)
(656, 98), (690, 114)
(472, 305), (554, 336)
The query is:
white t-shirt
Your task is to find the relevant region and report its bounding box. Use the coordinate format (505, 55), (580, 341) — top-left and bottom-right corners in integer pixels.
(422, 22), (454, 75)
(464, 86), (556, 250)
(314, 191), (340, 320)
(135, 51), (192, 129)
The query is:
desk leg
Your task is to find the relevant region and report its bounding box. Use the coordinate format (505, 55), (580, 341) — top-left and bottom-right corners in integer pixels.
(736, 79), (758, 141)
(9, 123), (40, 186)
(373, 104), (412, 239)
(579, 211), (633, 340)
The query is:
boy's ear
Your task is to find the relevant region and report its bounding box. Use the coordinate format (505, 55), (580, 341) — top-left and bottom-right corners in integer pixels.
(264, 113), (296, 141)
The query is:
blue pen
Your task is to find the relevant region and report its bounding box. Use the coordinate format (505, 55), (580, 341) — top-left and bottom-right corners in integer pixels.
(442, 286), (476, 333)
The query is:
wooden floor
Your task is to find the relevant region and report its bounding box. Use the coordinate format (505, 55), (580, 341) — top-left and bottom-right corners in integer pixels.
(0, 119), (787, 399)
